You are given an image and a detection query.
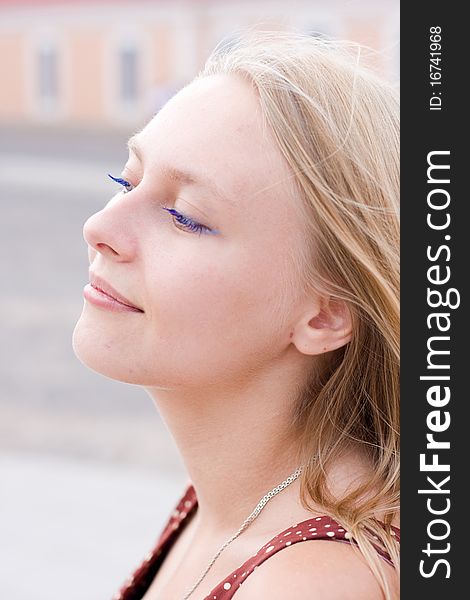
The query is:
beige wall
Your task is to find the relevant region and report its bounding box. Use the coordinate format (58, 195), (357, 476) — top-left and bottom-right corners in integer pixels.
(65, 28), (107, 123)
(0, 1), (399, 128)
(149, 24), (173, 85)
(0, 32), (27, 118)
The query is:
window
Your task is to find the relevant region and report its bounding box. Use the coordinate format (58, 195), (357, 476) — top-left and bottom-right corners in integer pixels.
(119, 45), (138, 104)
(38, 43), (59, 102)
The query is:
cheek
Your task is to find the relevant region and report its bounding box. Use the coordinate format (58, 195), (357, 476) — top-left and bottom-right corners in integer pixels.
(146, 250), (287, 352)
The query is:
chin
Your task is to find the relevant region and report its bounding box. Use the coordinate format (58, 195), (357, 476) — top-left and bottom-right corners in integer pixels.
(71, 311), (146, 385)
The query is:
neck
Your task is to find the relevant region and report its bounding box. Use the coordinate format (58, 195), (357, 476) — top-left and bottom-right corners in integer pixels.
(145, 359), (306, 535)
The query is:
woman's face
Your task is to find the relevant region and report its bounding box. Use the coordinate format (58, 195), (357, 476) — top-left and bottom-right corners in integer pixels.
(73, 74), (308, 388)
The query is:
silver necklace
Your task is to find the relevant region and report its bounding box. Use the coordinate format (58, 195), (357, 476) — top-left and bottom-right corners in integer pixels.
(182, 465), (303, 600)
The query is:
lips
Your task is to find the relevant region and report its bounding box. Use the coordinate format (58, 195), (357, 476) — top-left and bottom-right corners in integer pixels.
(88, 271), (144, 312)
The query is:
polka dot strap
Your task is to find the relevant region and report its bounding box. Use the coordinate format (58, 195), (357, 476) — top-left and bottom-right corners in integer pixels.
(205, 515), (357, 599)
(111, 484), (399, 600)
(111, 483), (197, 600)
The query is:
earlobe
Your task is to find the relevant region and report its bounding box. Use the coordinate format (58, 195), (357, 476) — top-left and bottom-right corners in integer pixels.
(290, 298), (352, 356)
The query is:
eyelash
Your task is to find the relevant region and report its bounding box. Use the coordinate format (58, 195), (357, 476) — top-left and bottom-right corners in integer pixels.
(107, 173), (217, 236)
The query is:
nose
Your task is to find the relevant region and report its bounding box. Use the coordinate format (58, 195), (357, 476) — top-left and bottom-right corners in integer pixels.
(83, 202), (137, 263)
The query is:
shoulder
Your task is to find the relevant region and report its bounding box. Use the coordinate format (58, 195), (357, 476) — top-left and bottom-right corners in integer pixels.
(234, 539), (398, 600)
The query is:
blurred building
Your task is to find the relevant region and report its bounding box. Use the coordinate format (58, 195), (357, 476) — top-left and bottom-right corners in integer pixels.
(0, 0), (399, 129)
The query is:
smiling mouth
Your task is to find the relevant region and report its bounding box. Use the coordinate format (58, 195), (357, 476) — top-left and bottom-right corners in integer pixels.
(93, 285), (145, 312)
(91, 284), (134, 307)
(83, 281), (144, 313)
(87, 272), (144, 312)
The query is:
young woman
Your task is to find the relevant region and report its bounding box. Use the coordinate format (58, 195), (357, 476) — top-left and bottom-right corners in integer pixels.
(73, 30), (400, 600)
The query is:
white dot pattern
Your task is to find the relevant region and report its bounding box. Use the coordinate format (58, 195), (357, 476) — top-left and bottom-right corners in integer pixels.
(112, 483), (400, 600)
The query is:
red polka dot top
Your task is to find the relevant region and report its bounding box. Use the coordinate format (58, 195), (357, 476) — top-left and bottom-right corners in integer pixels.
(112, 483), (400, 600)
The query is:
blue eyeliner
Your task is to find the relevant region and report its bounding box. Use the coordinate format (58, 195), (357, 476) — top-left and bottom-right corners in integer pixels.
(107, 173), (219, 236)
(162, 207), (219, 235)
(108, 173), (133, 189)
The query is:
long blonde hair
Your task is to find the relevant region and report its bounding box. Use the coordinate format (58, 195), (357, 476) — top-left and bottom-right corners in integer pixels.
(199, 29), (400, 598)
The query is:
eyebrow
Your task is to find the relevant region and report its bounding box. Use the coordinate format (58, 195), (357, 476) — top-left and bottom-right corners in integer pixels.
(127, 135), (235, 207)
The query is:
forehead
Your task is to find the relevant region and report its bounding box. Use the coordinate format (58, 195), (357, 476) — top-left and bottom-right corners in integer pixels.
(136, 74), (294, 209)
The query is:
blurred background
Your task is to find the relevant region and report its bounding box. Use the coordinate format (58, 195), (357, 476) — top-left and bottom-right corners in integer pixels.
(0, 0), (399, 598)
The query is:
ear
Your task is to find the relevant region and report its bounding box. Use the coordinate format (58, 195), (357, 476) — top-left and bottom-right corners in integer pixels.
(291, 296), (352, 356)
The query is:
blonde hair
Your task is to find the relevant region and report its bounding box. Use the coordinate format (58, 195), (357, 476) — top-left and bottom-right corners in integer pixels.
(199, 29), (400, 598)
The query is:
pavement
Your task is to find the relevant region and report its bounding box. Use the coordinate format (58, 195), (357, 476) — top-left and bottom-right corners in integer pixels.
(0, 124), (187, 599)
(1, 453), (186, 600)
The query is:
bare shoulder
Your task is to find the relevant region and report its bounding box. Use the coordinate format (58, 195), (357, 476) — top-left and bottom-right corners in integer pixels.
(234, 540), (399, 600)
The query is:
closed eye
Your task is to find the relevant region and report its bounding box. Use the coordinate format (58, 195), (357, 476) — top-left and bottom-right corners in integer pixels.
(108, 173), (135, 193)
(107, 174), (218, 236)
(162, 207), (219, 236)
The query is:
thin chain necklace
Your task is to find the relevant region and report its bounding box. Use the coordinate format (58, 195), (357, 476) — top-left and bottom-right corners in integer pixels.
(182, 465), (303, 600)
